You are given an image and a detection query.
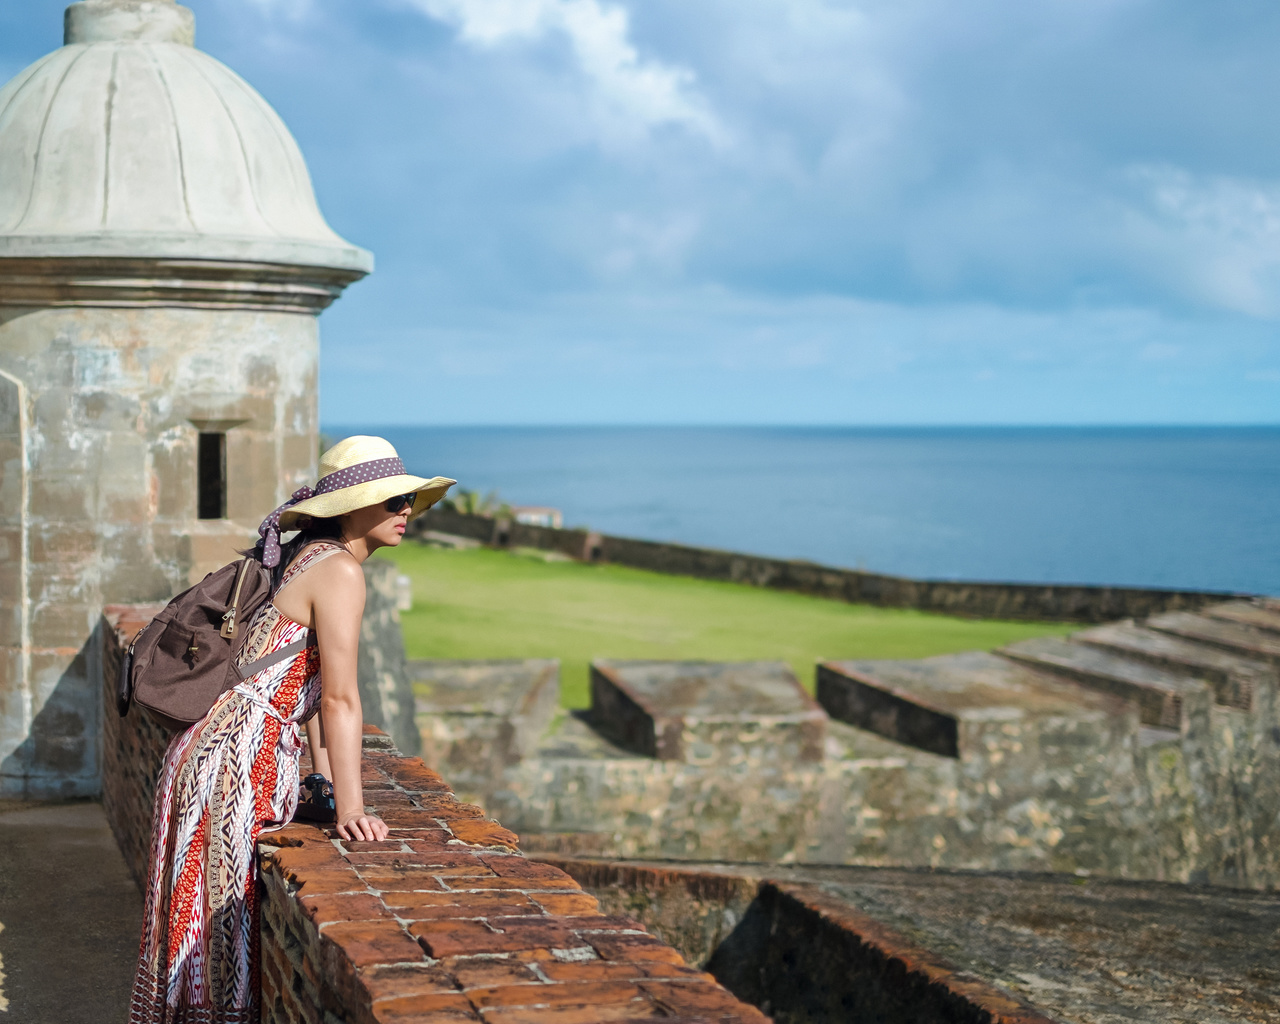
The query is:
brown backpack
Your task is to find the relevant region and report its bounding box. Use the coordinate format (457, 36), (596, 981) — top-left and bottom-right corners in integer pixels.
(115, 557), (307, 731)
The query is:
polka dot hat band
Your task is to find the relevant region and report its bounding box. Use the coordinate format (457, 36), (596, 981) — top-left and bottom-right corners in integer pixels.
(257, 435), (455, 566)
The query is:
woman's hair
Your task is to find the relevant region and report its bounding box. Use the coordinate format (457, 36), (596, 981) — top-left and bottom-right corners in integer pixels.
(246, 515), (346, 591)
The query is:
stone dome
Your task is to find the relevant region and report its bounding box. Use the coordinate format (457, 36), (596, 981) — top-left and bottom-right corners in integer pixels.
(0, 0), (372, 275)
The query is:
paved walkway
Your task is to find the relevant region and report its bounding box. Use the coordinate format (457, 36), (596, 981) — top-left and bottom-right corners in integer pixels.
(0, 800), (141, 1023)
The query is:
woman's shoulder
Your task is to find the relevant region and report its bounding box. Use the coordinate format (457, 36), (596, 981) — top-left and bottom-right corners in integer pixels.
(284, 542), (363, 589)
(303, 546), (365, 589)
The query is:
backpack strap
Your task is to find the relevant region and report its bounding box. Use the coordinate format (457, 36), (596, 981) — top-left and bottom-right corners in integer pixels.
(275, 541), (348, 597)
(236, 636), (310, 681)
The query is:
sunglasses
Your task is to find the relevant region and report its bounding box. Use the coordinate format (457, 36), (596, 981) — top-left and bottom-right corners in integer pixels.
(384, 492), (417, 514)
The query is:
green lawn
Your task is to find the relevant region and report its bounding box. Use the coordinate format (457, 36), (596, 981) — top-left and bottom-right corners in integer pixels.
(376, 543), (1075, 708)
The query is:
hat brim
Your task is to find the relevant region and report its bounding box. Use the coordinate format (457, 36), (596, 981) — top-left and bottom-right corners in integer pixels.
(278, 475), (456, 531)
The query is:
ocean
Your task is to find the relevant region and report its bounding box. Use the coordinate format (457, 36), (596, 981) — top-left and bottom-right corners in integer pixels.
(329, 426), (1280, 595)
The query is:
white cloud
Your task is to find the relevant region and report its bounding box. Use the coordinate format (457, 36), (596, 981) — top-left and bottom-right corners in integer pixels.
(1127, 164), (1280, 316)
(405, 0), (720, 143)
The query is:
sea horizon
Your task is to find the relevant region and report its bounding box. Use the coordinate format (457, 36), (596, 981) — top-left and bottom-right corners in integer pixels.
(327, 424), (1280, 596)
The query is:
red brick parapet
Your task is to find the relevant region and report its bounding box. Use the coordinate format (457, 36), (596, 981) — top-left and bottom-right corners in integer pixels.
(262, 750), (767, 1023)
(100, 604), (764, 1024)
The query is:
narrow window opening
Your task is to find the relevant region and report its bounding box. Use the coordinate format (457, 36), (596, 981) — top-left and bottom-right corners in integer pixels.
(197, 432), (226, 519)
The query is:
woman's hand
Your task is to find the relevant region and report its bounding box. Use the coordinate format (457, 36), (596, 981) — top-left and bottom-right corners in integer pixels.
(336, 810), (389, 843)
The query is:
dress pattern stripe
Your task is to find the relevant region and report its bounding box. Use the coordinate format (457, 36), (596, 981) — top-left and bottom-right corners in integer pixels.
(129, 544), (340, 1024)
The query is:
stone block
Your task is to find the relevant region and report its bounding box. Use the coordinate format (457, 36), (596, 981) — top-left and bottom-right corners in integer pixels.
(28, 472), (93, 519)
(74, 389), (140, 430)
(95, 434), (150, 521)
(0, 646), (30, 761)
(225, 428), (280, 523)
(0, 603), (20, 650)
(360, 559), (420, 757)
(185, 522), (253, 583)
(23, 646), (97, 791)
(151, 432), (194, 520)
(1204, 600), (1280, 635)
(1080, 619), (1269, 716)
(1147, 611), (1280, 666)
(29, 602), (97, 649)
(588, 660), (826, 765)
(281, 430), (316, 484)
(817, 652), (1128, 761)
(412, 659), (560, 777)
(1000, 635), (1212, 729)
(32, 388), (77, 442)
(28, 521), (99, 565)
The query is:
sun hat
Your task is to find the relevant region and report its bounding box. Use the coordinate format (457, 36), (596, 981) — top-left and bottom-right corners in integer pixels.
(257, 435), (455, 567)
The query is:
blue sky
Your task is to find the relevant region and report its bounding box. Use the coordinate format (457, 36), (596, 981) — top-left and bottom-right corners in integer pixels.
(5, 0), (1280, 424)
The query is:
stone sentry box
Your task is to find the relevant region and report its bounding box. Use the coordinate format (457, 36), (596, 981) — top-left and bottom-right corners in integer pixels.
(0, 0), (371, 796)
(589, 660), (827, 766)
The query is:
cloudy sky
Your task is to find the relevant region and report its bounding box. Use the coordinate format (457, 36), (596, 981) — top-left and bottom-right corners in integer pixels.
(5, 0), (1280, 424)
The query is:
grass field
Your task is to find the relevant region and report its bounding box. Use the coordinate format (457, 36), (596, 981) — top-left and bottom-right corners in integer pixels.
(376, 543), (1076, 708)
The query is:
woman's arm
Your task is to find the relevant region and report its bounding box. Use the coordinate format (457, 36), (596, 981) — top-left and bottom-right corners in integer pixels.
(309, 554), (389, 842)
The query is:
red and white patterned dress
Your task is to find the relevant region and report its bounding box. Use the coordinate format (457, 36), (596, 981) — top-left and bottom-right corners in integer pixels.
(130, 544), (341, 1024)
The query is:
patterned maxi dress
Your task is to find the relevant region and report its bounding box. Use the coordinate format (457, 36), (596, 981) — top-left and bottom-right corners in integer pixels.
(129, 544), (342, 1024)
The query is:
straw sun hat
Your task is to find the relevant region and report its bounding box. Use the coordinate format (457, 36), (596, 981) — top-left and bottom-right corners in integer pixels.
(257, 435), (455, 567)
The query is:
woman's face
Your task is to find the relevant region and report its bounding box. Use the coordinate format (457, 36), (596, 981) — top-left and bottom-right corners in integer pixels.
(342, 493), (413, 551)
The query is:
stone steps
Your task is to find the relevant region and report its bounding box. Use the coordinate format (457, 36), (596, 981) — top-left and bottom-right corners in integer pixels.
(998, 635), (1210, 728)
(1145, 609), (1280, 666)
(1072, 620), (1260, 709)
(816, 650), (1127, 759)
(1202, 599), (1280, 635)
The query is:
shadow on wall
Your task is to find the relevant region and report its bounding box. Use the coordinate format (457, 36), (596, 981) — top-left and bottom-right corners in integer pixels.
(358, 558), (420, 758)
(0, 628), (102, 799)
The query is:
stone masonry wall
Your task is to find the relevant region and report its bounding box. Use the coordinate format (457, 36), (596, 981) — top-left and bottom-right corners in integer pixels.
(542, 859), (1058, 1024)
(102, 605), (764, 1024)
(542, 858), (1280, 1024)
(432, 621), (1280, 889)
(415, 508), (1239, 623)
(359, 558), (421, 758)
(1, 305), (320, 798)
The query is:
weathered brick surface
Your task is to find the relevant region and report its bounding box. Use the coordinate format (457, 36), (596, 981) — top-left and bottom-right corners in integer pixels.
(256, 764), (767, 1023)
(551, 857), (1280, 1024)
(102, 605), (758, 1023)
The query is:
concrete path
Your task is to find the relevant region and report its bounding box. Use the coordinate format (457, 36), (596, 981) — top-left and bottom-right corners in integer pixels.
(0, 800), (141, 1023)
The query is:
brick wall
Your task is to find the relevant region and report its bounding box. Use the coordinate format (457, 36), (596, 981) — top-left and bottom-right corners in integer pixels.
(102, 605), (763, 1023)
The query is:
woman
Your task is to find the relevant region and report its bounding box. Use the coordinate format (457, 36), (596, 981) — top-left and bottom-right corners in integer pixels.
(129, 435), (454, 1024)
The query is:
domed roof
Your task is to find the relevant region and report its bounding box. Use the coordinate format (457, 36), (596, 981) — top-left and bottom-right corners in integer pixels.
(0, 0), (372, 275)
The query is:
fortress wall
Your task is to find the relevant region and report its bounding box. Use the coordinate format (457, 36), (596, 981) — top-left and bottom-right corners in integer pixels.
(543, 858), (1280, 1024)
(415, 508), (1243, 623)
(427, 634), (1280, 888)
(481, 694), (1280, 888)
(100, 604), (765, 1024)
(358, 558), (420, 758)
